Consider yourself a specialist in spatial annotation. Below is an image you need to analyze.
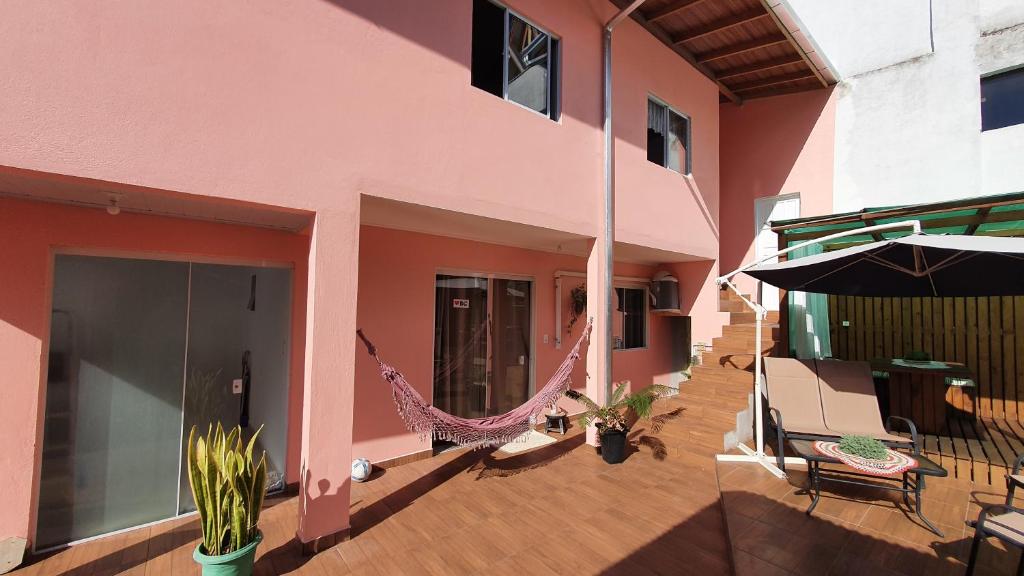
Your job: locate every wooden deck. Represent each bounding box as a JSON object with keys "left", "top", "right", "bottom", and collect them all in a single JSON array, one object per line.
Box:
[
  {"left": 719, "top": 458, "right": 1020, "bottom": 576},
  {"left": 15, "top": 396, "right": 735, "bottom": 576},
  {"left": 902, "top": 416, "right": 1024, "bottom": 484}
]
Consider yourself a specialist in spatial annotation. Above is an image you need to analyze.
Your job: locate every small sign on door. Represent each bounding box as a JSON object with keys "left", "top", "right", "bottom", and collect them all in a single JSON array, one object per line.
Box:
[{"left": 453, "top": 298, "right": 470, "bottom": 309}]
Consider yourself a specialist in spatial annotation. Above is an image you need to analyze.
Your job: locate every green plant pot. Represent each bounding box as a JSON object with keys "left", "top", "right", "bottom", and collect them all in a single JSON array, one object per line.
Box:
[{"left": 193, "top": 531, "right": 263, "bottom": 576}]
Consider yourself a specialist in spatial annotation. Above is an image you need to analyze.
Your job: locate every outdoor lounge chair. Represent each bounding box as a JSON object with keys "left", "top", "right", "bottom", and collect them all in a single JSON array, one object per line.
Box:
[
  {"left": 763, "top": 357, "right": 918, "bottom": 472},
  {"left": 967, "top": 504, "right": 1024, "bottom": 575}
]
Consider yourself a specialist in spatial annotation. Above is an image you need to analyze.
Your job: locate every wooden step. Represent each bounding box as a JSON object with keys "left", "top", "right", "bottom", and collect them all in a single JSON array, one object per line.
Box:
[
  {"left": 722, "top": 324, "right": 781, "bottom": 339},
  {"left": 702, "top": 351, "right": 756, "bottom": 371}
]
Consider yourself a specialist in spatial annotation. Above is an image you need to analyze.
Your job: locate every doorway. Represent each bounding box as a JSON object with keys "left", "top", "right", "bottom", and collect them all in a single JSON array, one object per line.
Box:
[
  {"left": 432, "top": 274, "right": 533, "bottom": 421},
  {"left": 37, "top": 255, "right": 292, "bottom": 549},
  {"left": 754, "top": 194, "right": 800, "bottom": 311}
]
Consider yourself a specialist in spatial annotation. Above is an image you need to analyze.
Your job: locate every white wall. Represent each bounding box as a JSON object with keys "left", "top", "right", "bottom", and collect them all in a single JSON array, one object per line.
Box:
[{"left": 789, "top": 0, "right": 1024, "bottom": 212}]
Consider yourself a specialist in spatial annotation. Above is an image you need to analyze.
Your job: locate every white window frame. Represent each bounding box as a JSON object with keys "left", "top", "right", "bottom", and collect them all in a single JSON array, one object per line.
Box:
[
  {"left": 614, "top": 283, "right": 649, "bottom": 352},
  {"left": 647, "top": 94, "right": 692, "bottom": 175}
]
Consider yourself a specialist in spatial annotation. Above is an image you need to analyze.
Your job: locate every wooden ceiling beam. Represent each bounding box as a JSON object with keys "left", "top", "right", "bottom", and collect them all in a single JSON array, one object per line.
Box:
[
  {"left": 729, "top": 70, "right": 815, "bottom": 92},
  {"left": 645, "top": 0, "right": 707, "bottom": 24},
  {"left": 625, "top": 9, "right": 742, "bottom": 103},
  {"left": 715, "top": 54, "right": 803, "bottom": 80},
  {"left": 695, "top": 33, "right": 788, "bottom": 64},
  {"left": 757, "top": 0, "right": 828, "bottom": 88},
  {"left": 673, "top": 8, "right": 769, "bottom": 44},
  {"left": 966, "top": 207, "right": 992, "bottom": 234}
]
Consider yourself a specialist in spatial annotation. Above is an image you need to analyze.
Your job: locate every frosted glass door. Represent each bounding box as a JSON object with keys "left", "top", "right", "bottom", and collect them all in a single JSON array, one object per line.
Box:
[{"left": 37, "top": 256, "right": 188, "bottom": 549}]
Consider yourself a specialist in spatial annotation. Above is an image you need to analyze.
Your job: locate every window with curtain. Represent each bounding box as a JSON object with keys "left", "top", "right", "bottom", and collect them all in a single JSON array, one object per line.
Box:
[
  {"left": 614, "top": 287, "right": 647, "bottom": 350},
  {"left": 647, "top": 97, "right": 691, "bottom": 174}
]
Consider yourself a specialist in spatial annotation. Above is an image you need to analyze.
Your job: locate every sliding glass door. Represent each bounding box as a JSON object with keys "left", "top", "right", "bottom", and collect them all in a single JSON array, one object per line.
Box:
[
  {"left": 38, "top": 255, "right": 292, "bottom": 549},
  {"left": 432, "top": 274, "right": 532, "bottom": 420},
  {"left": 38, "top": 256, "right": 189, "bottom": 549}
]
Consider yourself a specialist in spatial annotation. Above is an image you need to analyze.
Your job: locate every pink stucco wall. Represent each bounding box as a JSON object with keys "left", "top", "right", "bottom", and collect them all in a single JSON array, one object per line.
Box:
[
  {"left": 0, "top": 196, "right": 310, "bottom": 546},
  {"left": 354, "top": 225, "right": 690, "bottom": 463},
  {"left": 0, "top": 0, "right": 728, "bottom": 545},
  {"left": 719, "top": 89, "right": 837, "bottom": 295}
]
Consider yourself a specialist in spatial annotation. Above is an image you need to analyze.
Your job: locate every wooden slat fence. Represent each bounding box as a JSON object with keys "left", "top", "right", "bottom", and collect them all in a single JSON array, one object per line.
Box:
[{"left": 828, "top": 295, "right": 1024, "bottom": 421}]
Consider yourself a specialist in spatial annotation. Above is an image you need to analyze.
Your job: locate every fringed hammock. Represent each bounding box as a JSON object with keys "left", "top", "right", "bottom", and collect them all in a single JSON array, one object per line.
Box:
[{"left": 356, "top": 320, "right": 592, "bottom": 448}]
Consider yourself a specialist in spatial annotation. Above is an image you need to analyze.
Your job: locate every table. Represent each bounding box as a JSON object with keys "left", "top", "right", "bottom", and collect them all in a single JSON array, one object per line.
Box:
[
  {"left": 789, "top": 439, "right": 948, "bottom": 536},
  {"left": 870, "top": 358, "right": 976, "bottom": 433}
]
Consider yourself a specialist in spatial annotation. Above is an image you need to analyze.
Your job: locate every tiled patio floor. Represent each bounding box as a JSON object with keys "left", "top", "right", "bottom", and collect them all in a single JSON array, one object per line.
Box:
[
  {"left": 719, "top": 458, "right": 1021, "bottom": 576},
  {"left": 16, "top": 397, "right": 735, "bottom": 575}
]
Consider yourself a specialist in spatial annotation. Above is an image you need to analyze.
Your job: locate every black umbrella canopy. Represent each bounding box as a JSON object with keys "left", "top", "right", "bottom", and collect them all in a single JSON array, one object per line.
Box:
[{"left": 745, "top": 234, "right": 1024, "bottom": 297}]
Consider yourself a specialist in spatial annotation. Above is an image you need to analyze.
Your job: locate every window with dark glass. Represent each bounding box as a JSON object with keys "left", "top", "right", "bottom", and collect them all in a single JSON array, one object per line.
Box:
[
  {"left": 471, "top": 0, "right": 560, "bottom": 120},
  {"left": 981, "top": 67, "right": 1024, "bottom": 131},
  {"left": 647, "top": 98, "right": 691, "bottom": 174},
  {"left": 614, "top": 287, "right": 647, "bottom": 350}
]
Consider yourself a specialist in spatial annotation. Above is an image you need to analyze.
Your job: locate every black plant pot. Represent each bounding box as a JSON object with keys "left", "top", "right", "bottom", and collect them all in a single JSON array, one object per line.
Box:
[{"left": 600, "top": 428, "right": 629, "bottom": 464}]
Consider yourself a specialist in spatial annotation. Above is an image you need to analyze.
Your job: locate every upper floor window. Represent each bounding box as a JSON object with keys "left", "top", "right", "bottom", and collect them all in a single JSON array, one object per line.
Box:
[
  {"left": 614, "top": 287, "right": 647, "bottom": 350},
  {"left": 647, "top": 98, "right": 691, "bottom": 174},
  {"left": 981, "top": 67, "right": 1024, "bottom": 131},
  {"left": 471, "top": 0, "right": 560, "bottom": 120}
]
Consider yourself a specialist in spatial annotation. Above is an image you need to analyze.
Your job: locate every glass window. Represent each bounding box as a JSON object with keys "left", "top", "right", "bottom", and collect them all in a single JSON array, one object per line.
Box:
[
  {"left": 614, "top": 287, "right": 647, "bottom": 350},
  {"left": 471, "top": 0, "right": 560, "bottom": 120},
  {"left": 981, "top": 67, "right": 1024, "bottom": 131},
  {"left": 647, "top": 98, "right": 691, "bottom": 174}
]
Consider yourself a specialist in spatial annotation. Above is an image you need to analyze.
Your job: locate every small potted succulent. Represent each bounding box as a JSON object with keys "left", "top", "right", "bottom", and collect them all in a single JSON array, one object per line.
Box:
[
  {"left": 565, "top": 381, "right": 675, "bottom": 464},
  {"left": 187, "top": 423, "right": 268, "bottom": 576}
]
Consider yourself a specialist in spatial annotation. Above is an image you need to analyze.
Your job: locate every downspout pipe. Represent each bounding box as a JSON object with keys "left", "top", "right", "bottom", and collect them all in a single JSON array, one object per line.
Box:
[{"left": 603, "top": 0, "right": 646, "bottom": 402}]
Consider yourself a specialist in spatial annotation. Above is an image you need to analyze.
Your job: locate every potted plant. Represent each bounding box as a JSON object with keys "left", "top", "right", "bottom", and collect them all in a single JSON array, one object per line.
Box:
[
  {"left": 567, "top": 283, "right": 587, "bottom": 333},
  {"left": 565, "top": 381, "right": 675, "bottom": 464},
  {"left": 187, "top": 423, "right": 268, "bottom": 576}
]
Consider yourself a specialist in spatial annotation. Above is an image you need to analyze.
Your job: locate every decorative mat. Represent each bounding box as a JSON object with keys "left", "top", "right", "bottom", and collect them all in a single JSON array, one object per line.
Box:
[
  {"left": 497, "top": 429, "right": 557, "bottom": 454},
  {"left": 814, "top": 441, "right": 918, "bottom": 476}
]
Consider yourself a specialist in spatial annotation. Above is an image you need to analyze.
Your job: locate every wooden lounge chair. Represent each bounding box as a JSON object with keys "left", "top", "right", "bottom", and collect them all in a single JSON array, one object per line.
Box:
[
  {"left": 762, "top": 357, "right": 918, "bottom": 472},
  {"left": 967, "top": 504, "right": 1024, "bottom": 575}
]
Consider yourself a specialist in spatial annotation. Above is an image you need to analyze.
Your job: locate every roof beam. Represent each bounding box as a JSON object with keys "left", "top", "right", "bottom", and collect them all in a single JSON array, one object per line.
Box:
[
  {"left": 625, "top": 9, "right": 742, "bottom": 103},
  {"left": 757, "top": 0, "right": 828, "bottom": 88},
  {"left": 695, "top": 33, "right": 788, "bottom": 64},
  {"left": 965, "top": 207, "right": 992, "bottom": 235},
  {"left": 716, "top": 54, "right": 803, "bottom": 80},
  {"left": 729, "top": 70, "right": 816, "bottom": 92},
  {"left": 673, "top": 8, "right": 769, "bottom": 44},
  {"left": 646, "top": 0, "right": 707, "bottom": 23}
]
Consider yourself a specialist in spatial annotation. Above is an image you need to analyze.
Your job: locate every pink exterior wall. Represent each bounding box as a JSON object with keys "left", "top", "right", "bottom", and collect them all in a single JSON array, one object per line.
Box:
[
  {"left": 719, "top": 89, "right": 837, "bottom": 295},
  {"left": 354, "top": 226, "right": 689, "bottom": 463},
  {"left": 0, "top": 196, "right": 309, "bottom": 545},
  {"left": 0, "top": 0, "right": 729, "bottom": 545}
]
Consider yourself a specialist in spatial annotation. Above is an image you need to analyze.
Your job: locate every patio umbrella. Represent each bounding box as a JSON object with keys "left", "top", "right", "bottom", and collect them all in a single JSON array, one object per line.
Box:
[{"left": 745, "top": 233, "right": 1024, "bottom": 297}]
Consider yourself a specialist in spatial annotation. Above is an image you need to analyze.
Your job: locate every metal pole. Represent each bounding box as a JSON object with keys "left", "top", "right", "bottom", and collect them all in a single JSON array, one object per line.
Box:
[{"left": 603, "top": 0, "right": 645, "bottom": 401}]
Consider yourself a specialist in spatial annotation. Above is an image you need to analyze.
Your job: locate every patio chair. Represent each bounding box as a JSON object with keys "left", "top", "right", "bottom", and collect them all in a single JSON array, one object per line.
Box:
[
  {"left": 762, "top": 357, "right": 919, "bottom": 472},
  {"left": 967, "top": 504, "right": 1024, "bottom": 576},
  {"left": 762, "top": 357, "right": 837, "bottom": 472},
  {"left": 815, "top": 359, "right": 918, "bottom": 452}
]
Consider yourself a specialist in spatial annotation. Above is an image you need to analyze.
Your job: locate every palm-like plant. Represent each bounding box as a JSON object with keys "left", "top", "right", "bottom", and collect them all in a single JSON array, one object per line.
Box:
[{"left": 565, "top": 381, "right": 676, "bottom": 434}]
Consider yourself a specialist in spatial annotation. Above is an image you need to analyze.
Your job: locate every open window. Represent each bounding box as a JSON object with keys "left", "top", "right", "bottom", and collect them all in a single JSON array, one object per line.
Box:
[
  {"left": 981, "top": 67, "right": 1024, "bottom": 131},
  {"left": 471, "top": 0, "right": 560, "bottom": 120},
  {"left": 614, "top": 287, "right": 647, "bottom": 350},
  {"left": 647, "top": 97, "right": 691, "bottom": 174}
]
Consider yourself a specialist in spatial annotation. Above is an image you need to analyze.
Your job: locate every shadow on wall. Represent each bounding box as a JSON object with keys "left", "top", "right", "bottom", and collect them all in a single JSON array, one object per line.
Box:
[{"left": 718, "top": 88, "right": 835, "bottom": 281}]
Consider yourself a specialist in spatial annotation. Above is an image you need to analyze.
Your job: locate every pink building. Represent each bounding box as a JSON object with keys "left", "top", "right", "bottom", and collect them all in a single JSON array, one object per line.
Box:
[{"left": 0, "top": 0, "right": 838, "bottom": 556}]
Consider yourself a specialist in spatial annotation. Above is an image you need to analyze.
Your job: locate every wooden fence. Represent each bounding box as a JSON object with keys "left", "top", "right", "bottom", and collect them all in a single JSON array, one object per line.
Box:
[{"left": 828, "top": 295, "right": 1024, "bottom": 422}]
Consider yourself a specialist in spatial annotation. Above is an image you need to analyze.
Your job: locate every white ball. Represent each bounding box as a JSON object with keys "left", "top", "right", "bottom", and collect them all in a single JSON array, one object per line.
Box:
[{"left": 351, "top": 458, "right": 372, "bottom": 483}]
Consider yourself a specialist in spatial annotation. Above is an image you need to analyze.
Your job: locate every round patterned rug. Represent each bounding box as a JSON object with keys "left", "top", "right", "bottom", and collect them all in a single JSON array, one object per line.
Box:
[{"left": 813, "top": 441, "right": 918, "bottom": 476}]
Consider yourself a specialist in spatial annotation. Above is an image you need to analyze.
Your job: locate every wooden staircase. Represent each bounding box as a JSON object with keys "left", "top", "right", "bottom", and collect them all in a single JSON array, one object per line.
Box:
[{"left": 673, "top": 289, "right": 781, "bottom": 454}]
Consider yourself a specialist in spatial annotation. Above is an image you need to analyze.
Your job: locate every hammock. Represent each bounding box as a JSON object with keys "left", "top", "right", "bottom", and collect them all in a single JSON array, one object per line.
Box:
[{"left": 357, "top": 320, "right": 592, "bottom": 447}]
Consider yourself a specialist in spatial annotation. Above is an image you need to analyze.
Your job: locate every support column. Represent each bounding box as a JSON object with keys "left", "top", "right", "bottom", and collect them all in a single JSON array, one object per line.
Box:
[
  {"left": 297, "top": 206, "right": 360, "bottom": 553},
  {"left": 585, "top": 239, "right": 611, "bottom": 446}
]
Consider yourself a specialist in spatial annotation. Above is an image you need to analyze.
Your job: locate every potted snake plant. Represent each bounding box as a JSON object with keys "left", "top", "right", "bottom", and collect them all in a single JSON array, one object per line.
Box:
[
  {"left": 187, "top": 423, "right": 268, "bottom": 576},
  {"left": 565, "top": 381, "right": 675, "bottom": 464}
]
